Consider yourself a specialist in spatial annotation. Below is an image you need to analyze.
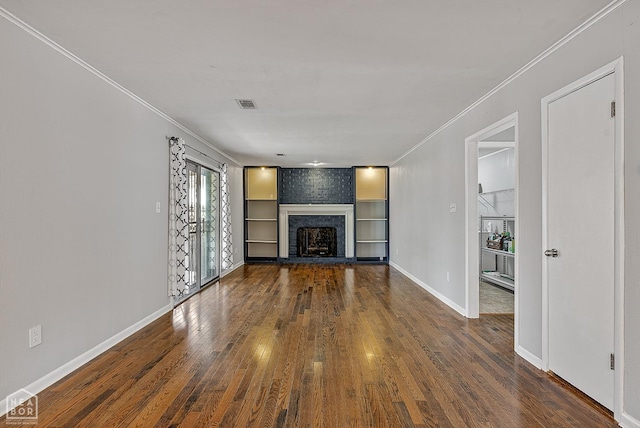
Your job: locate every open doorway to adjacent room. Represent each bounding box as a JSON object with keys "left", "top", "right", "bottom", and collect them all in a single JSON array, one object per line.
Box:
[
  {"left": 477, "top": 136, "right": 515, "bottom": 315},
  {"left": 465, "top": 113, "right": 519, "bottom": 334}
]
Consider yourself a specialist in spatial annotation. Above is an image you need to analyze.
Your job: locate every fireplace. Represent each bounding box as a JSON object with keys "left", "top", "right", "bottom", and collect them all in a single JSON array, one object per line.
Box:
[
  {"left": 297, "top": 227, "right": 337, "bottom": 257},
  {"left": 279, "top": 204, "right": 354, "bottom": 259}
]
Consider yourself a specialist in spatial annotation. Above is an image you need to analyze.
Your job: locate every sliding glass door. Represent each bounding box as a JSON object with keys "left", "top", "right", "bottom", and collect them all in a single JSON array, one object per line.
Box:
[
  {"left": 180, "top": 161, "right": 220, "bottom": 303},
  {"left": 200, "top": 167, "right": 219, "bottom": 283}
]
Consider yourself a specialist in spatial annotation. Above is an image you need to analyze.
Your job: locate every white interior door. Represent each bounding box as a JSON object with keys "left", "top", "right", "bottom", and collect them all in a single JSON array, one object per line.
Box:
[{"left": 546, "top": 73, "right": 615, "bottom": 409}]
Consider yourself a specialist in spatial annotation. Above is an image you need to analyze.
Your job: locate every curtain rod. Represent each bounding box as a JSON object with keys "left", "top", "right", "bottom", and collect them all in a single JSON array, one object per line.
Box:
[{"left": 168, "top": 136, "right": 224, "bottom": 167}]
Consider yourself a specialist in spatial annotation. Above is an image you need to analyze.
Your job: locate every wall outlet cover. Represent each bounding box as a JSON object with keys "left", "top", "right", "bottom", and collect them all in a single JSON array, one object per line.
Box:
[{"left": 29, "top": 325, "right": 42, "bottom": 348}]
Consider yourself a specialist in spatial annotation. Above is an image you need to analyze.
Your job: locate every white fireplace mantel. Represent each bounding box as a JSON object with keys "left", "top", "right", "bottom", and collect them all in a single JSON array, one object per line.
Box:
[{"left": 279, "top": 204, "right": 354, "bottom": 258}]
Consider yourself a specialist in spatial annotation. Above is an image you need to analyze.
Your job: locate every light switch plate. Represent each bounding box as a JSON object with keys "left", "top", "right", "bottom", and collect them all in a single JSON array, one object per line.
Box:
[
  {"left": 449, "top": 203, "right": 457, "bottom": 213},
  {"left": 155, "top": 202, "right": 161, "bottom": 213}
]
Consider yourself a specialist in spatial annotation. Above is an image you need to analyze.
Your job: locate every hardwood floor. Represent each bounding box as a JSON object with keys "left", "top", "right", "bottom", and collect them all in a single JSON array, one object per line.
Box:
[{"left": 1, "top": 264, "right": 617, "bottom": 427}]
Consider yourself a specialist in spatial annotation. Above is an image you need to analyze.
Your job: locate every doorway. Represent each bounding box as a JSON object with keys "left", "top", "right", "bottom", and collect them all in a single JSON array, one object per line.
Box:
[
  {"left": 465, "top": 113, "right": 519, "bottom": 334},
  {"left": 178, "top": 160, "right": 221, "bottom": 304},
  {"left": 477, "top": 139, "right": 515, "bottom": 314},
  {"left": 542, "top": 58, "right": 624, "bottom": 415}
]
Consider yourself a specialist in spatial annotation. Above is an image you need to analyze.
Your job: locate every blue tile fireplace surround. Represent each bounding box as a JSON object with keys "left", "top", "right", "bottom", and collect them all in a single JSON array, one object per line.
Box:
[
  {"left": 286, "top": 215, "right": 351, "bottom": 263},
  {"left": 279, "top": 168, "right": 355, "bottom": 263},
  {"left": 279, "top": 168, "right": 353, "bottom": 204}
]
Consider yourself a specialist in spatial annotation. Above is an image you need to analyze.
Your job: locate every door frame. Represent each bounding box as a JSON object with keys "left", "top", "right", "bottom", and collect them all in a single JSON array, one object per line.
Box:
[
  {"left": 541, "top": 57, "right": 624, "bottom": 419},
  {"left": 464, "top": 112, "right": 519, "bottom": 346}
]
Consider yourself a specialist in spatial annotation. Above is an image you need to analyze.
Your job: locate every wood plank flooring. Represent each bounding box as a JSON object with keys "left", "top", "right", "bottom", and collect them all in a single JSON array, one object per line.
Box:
[{"left": 1, "top": 264, "right": 617, "bottom": 427}]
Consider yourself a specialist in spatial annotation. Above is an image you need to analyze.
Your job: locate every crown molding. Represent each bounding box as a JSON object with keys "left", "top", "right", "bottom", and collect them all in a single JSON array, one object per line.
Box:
[
  {"left": 0, "top": 6, "right": 241, "bottom": 166},
  {"left": 391, "top": 0, "right": 629, "bottom": 166}
]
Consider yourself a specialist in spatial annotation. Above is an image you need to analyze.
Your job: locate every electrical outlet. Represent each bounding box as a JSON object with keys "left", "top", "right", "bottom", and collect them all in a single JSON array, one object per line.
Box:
[
  {"left": 396, "top": 248, "right": 399, "bottom": 255},
  {"left": 446, "top": 272, "right": 450, "bottom": 282},
  {"left": 155, "top": 202, "right": 161, "bottom": 213},
  {"left": 29, "top": 325, "right": 42, "bottom": 348}
]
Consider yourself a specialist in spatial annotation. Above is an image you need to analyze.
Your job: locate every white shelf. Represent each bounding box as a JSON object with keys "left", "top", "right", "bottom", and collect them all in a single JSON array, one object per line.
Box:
[
  {"left": 246, "top": 239, "right": 277, "bottom": 244},
  {"left": 480, "top": 215, "right": 515, "bottom": 291},
  {"left": 246, "top": 218, "right": 277, "bottom": 221},
  {"left": 356, "top": 199, "right": 387, "bottom": 202},
  {"left": 481, "top": 247, "right": 515, "bottom": 258},
  {"left": 481, "top": 216, "right": 514, "bottom": 221},
  {"left": 357, "top": 240, "right": 388, "bottom": 243},
  {"left": 356, "top": 218, "right": 387, "bottom": 221},
  {"left": 480, "top": 272, "right": 514, "bottom": 291}
]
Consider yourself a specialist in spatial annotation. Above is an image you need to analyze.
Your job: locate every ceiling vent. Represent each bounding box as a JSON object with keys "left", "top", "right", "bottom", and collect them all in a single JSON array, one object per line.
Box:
[{"left": 236, "top": 99, "right": 257, "bottom": 109}]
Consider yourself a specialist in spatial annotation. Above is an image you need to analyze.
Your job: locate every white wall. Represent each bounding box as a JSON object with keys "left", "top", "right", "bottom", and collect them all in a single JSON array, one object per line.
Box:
[
  {"left": 478, "top": 148, "right": 515, "bottom": 193},
  {"left": 0, "top": 14, "right": 243, "bottom": 401},
  {"left": 390, "top": 2, "right": 640, "bottom": 422},
  {"left": 478, "top": 148, "right": 515, "bottom": 217}
]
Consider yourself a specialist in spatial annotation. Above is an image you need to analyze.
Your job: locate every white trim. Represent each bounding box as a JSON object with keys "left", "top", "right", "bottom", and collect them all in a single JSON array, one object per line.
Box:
[
  {"left": 221, "top": 261, "right": 244, "bottom": 277},
  {"left": 391, "top": 0, "right": 628, "bottom": 166},
  {"left": 278, "top": 204, "right": 354, "bottom": 258},
  {"left": 464, "top": 112, "right": 519, "bottom": 331},
  {"left": 464, "top": 138, "right": 479, "bottom": 319},
  {"left": 541, "top": 57, "right": 624, "bottom": 421},
  {"left": 516, "top": 346, "right": 543, "bottom": 370},
  {"left": 0, "top": 7, "right": 241, "bottom": 167},
  {"left": 478, "top": 142, "right": 516, "bottom": 149},
  {"left": 620, "top": 412, "right": 640, "bottom": 428},
  {"left": 185, "top": 153, "right": 222, "bottom": 173},
  {"left": 477, "top": 146, "right": 514, "bottom": 161},
  {"left": 0, "top": 304, "right": 172, "bottom": 417},
  {"left": 390, "top": 262, "right": 466, "bottom": 317}
]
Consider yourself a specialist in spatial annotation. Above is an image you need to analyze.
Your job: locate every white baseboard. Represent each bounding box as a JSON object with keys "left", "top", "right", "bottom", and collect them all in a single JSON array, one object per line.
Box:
[
  {"left": 515, "top": 345, "right": 543, "bottom": 369},
  {"left": 390, "top": 261, "right": 466, "bottom": 316},
  {"left": 0, "top": 303, "right": 172, "bottom": 417},
  {"left": 221, "top": 261, "right": 244, "bottom": 277},
  {"left": 620, "top": 411, "right": 640, "bottom": 428}
]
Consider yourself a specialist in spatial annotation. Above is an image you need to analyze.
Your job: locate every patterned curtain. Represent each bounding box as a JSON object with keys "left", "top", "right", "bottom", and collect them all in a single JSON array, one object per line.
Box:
[
  {"left": 221, "top": 163, "right": 234, "bottom": 270},
  {"left": 168, "top": 138, "right": 189, "bottom": 297}
]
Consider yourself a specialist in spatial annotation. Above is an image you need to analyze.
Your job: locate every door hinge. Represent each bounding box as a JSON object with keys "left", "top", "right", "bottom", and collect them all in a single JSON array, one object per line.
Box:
[
  {"left": 611, "top": 101, "right": 616, "bottom": 118},
  {"left": 610, "top": 353, "right": 615, "bottom": 370}
]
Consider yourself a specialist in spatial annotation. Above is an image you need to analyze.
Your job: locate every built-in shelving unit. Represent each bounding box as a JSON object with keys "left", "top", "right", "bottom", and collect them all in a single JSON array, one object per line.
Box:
[
  {"left": 480, "top": 216, "right": 515, "bottom": 290},
  {"left": 244, "top": 167, "right": 278, "bottom": 261},
  {"left": 354, "top": 167, "right": 388, "bottom": 262}
]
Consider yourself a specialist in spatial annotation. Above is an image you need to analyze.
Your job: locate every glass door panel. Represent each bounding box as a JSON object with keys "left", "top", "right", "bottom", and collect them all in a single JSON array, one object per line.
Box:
[
  {"left": 186, "top": 163, "right": 199, "bottom": 295},
  {"left": 200, "top": 167, "right": 219, "bottom": 284}
]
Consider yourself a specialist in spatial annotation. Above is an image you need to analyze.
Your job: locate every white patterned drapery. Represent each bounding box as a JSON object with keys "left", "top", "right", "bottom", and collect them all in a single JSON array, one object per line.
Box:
[
  {"left": 221, "top": 163, "right": 234, "bottom": 270},
  {"left": 168, "top": 137, "right": 189, "bottom": 297}
]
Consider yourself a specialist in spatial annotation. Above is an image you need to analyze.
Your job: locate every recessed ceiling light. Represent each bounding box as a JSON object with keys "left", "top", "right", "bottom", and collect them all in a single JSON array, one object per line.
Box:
[{"left": 235, "top": 99, "right": 257, "bottom": 109}]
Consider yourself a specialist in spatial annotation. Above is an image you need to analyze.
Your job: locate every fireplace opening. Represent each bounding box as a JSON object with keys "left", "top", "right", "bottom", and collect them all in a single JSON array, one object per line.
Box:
[{"left": 297, "top": 227, "right": 337, "bottom": 257}]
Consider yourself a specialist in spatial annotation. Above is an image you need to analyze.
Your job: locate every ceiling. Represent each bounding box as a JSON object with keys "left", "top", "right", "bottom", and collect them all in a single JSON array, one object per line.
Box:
[{"left": 0, "top": 0, "right": 611, "bottom": 167}]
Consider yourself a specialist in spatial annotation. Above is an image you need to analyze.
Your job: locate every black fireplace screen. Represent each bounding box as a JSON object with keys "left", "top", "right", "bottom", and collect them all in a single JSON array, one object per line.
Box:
[{"left": 297, "top": 227, "right": 337, "bottom": 257}]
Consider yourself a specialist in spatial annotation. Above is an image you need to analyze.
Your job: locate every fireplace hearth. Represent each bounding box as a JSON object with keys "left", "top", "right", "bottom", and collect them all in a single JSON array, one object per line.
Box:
[{"left": 297, "top": 227, "right": 337, "bottom": 257}]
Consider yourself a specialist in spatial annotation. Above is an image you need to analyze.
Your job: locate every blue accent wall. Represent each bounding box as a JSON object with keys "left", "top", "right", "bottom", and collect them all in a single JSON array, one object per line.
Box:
[{"left": 280, "top": 168, "right": 353, "bottom": 204}]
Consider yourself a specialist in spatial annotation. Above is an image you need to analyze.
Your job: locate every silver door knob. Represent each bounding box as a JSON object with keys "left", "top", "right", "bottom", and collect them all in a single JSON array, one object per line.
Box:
[{"left": 544, "top": 249, "right": 559, "bottom": 258}]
